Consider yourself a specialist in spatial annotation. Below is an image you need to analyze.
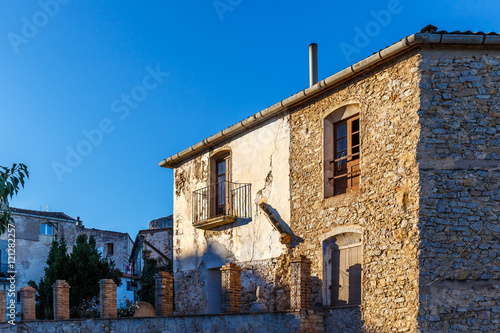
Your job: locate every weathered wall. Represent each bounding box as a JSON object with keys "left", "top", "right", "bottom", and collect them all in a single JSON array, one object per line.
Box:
[
  {"left": 78, "top": 228, "right": 134, "bottom": 304},
  {"left": 288, "top": 51, "right": 422, "bottom": 332},
  {"left": 13, "top": 312, "right": 310, "bottom": 333},
  {"left": 141, "top": 228, "right": 173, "bottom": 261},
  {"left": 417, "top": 48, "right": 500, "bottom": 332},
  {"left": 173, "top": 116, "right": 291, "bottom": 314},
  {"left": 0, "top": 214, "right": 76, "bottom": 288},
  {"left": 78, "top": 228, "right": 133, "bottom": 273}
]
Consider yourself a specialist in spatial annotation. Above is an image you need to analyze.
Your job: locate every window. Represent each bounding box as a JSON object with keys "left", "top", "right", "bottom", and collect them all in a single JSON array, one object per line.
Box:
[
  {"left": 324, "top": 104, "right": 360, "bottom": 198},
  {"left": 126, "top": 280, "right": 133, "bottom": 291},
  {"left": 106, "top": 243, "right": 114, "bottom": 257},
  {"left": 40, "top": 223, "right": 53, "bottom": 235},
  {"left": 323, "top": 232, "right": 362, "bottom": 307},
  {"left": 210, "top": 151, "right": 231, "bottom": 218}
]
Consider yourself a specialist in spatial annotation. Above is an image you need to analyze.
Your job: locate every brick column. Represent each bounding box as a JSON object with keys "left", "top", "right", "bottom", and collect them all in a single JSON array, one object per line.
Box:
[
  {"left": 220, "top": 263, "right": 241, "bottom": 313},
  {"left": 20, "top": 286, "right": 36, "bottom": 321},
  {"left": 290, "top": 255, "right": 311, "bottom": 311},
  {"left": 53, "top": 280, "right": 71, "bottom": 320},
  {"left": 99, "top": 279, "right": 117, "bottom": 318},
  {"left": 0, "top": 290, "right": 6, "bottom": 323},
  {"left": 155, "top": 271, "right": 174, "bottom": 316}
]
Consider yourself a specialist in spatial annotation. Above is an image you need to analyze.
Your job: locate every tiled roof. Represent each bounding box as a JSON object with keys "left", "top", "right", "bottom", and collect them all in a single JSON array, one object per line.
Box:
[
  {"left": 10, "top": 207, "right": 77, "bottom": 221},
  {"left": 419, "top": 24, "right": 498, "bottom": 35}
]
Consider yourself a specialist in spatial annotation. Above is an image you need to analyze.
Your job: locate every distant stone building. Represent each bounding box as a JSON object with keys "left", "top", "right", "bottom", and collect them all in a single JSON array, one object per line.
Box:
[
  {"left": 0, "top": 207, "right": 135, "bottom": 312},
  {"left": 159, "top": 26, "right": 499, "bottom": 331},
  {"left": 77, "top": 226, "right": 134, "bottom": 305},
  {"left": 130, "top": 216, "right": 173, "bottom": 299},
  {"left": 0, "top": 208, "right": 78, "bottom": 310}
]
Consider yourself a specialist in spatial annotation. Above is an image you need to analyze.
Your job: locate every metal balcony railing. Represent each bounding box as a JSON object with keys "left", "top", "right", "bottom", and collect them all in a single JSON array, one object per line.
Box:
[{"left": 193, "top": 181, "right": 251, "bottom": 225}]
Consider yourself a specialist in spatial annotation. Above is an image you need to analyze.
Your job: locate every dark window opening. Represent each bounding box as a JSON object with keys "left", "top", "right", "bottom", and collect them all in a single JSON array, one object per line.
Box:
[{"left": 106, "top": 243, "right": 114, "bottom": 257}]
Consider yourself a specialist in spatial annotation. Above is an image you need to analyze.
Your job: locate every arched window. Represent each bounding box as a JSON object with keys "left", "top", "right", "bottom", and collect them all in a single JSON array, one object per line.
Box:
[
  {"left": 324, "top": 104, "right": 360, "bottom": 198},
  {"left": 323, "top": 231, "right": 362, "bottom": 306}
]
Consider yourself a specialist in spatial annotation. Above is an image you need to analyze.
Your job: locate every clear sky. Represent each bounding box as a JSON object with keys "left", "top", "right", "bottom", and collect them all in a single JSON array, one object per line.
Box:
[{"left": 1, "top": 0, "right": 499, "bottom": 238}]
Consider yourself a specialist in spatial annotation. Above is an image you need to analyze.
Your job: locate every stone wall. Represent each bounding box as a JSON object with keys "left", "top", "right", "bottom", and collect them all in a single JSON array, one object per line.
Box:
[
  {"left": 11, "top": 312, "right": 310, "bottom": 333},
  {"left": 288, "top": 51, "right": 422, "bottom": 332},
  {"left": 417, "top": 48, "right": 500, "bottom": 332}
]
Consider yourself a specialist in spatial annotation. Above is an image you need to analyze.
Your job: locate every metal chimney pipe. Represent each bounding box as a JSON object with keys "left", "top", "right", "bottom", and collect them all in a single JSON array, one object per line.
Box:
[{"left": 309, "top": 43, "right": 318, "bottom": 87}]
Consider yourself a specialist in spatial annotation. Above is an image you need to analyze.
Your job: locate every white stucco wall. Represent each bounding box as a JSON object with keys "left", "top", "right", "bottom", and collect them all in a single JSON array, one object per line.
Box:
[{"left": 173, "top": 115, "right": 291, "bottom": 273}]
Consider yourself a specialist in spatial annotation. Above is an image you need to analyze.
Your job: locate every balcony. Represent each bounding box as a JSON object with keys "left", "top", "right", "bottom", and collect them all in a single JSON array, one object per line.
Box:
[{"left": 192, "top": 181, "right": 251, "bottom": 229}]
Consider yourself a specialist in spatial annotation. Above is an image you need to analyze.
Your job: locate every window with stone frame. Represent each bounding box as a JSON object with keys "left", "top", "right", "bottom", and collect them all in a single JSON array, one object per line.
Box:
[{"left": 324, "top": 104, "right": 360, "bottom": 198}]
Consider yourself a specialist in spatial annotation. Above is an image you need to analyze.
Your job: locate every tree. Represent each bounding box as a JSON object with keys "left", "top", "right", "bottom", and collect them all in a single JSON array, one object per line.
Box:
[
  {"left": 137, "top": 254, "right": 173, "bottom": 305},
  {"left": 28, "top": 238, "right": 69, "bottom": 319},
  {"left": 0, "top": 163, "right": 29, "bottom": 234},
  {"left": 136, "top": 256, "right": 159, "bottom": 305},
  {"left": 29, "top": 234, "right": 121, "bottom": 319}
]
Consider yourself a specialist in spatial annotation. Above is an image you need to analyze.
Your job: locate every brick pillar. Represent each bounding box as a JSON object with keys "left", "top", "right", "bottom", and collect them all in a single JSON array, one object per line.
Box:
[
  {"left": 99, "top": 279, "right": 117, "bottom": 318},
  {"left": 52, "top": 280, "right": 71, "bottom": 320},
  {"left": 155, "top": 271, "right": 174, "bottom": 316},
  {"left": 0, "top": 290, "right": 6, "bottom": 323},
  {"left": 20, "top": 286, "right": 36, "bottom": 321},
  {"left": 220, "top": 263, "right": 241, "bottom": 313},
  {"left": 290, "top": 255, "right": 311, "bottom": 311}
]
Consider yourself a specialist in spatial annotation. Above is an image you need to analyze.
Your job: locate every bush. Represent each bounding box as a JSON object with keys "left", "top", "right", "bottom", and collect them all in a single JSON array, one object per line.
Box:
[{"left": 117, "top": 296, "right": 139, "bottom": 317}]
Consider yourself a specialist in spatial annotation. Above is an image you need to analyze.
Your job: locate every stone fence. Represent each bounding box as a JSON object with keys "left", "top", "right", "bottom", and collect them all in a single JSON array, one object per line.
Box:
[{"left": 0, "top": 256, "right": 321, "bottom": 332}]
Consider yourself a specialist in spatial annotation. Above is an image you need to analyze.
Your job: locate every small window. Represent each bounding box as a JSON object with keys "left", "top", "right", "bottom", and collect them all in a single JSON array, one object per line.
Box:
[
  {"left": 106, "top": 243, "right": 114, "bottom": 257},
  {"left": 40, "top": 223, "right": 53, "bottom": 236},
  {"left": 126, "top": 280, "right": 133, "bottom": 291}
]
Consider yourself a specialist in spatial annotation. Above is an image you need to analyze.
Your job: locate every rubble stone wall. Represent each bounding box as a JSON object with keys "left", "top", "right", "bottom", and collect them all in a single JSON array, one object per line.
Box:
[
  {"left": 288, "top": 51, "right": 422, "bottom": 332},
  {"left": 417, "top": 48, "right": 500, "bottom": 332}
]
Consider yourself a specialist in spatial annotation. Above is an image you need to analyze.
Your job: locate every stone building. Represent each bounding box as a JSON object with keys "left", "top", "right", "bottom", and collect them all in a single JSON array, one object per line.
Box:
[
  {"left": 159, "top": 26, "right": 499, "bottom": 332},
  {"left": 77, "top": 226, "right": 134, "bottom": 305},
  {"left": 0, "top": 207, "right": 78, "bottom": 311},
  {"left": 130, "top": 216, "right": 174, "bottom": 299}
]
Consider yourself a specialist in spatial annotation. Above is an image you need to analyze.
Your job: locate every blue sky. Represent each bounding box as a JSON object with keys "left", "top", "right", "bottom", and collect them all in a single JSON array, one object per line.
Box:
[{"left": 1, "top": 0, "right": 499, "bottom": 238}]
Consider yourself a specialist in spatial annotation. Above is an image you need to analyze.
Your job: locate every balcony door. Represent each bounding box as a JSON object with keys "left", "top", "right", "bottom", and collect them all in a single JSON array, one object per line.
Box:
[
  {"left": 210, "top": 152, "right": 230, "bottom": 219},
  {"left": 215, "top": 158, "right": 227, "bottom": 216}
]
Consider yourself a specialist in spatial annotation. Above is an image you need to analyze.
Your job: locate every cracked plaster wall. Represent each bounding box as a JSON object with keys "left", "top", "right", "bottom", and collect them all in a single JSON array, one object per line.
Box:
[{"left": 173, "top": 115, "right": 291, "bottom": 314}]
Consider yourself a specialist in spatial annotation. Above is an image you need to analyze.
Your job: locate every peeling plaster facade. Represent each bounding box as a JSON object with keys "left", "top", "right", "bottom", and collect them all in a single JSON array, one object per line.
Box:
[
  {"left": 166, "top": 38, "right": 499, "bottom": 331},
  {"left": 173, "top": 116, "right": 292, "bottom": 313}
]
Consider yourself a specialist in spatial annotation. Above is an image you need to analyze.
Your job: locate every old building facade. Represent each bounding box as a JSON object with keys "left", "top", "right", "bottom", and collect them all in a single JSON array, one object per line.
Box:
[{"left": 160, "top": 27, "right": 499, "bottom": 332}]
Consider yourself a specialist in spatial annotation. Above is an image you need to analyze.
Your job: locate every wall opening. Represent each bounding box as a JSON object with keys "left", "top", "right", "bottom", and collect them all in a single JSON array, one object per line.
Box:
[
  {"left": 323, "top": 231, "right": 362, "bottom": 307},
  {"left": 206, "top": 268, "right": 222, "bottom": 314}
]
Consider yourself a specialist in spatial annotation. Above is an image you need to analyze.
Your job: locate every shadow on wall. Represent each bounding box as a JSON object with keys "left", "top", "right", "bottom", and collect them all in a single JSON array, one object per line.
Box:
[
  {"left": 175, "top": 242, "right": 291, "bottom": 314},
  {"left": 324, "top": 306, "right": 364, "bottom": 332}
]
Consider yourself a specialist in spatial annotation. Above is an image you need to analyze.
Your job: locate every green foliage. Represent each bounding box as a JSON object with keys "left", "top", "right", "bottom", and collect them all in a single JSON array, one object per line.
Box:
[
  {"left": 28, "top": 238, "right": 69, "bottom": 319},
  {"left": 0, "top": 163, "right": 29, "bottom": 234},
  {"left": 117, "top": 296, "right": 138, "bottom": 317},
  {"left": 29, "top": 234, "right": 122, "bottom": 319},
  {"left": 76, "top": 297, "right": 100, "bottom": 318}
]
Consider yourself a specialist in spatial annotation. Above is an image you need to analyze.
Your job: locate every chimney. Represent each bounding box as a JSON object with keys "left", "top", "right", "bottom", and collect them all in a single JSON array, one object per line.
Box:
[{"left": 309, "top": 43, "right": 318, "bottom": 87}]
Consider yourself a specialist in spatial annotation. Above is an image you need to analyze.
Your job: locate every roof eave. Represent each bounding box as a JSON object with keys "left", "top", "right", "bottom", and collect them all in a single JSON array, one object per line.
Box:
[{"left": 159, "top": 32, "right": 500, "bottom": 169}]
